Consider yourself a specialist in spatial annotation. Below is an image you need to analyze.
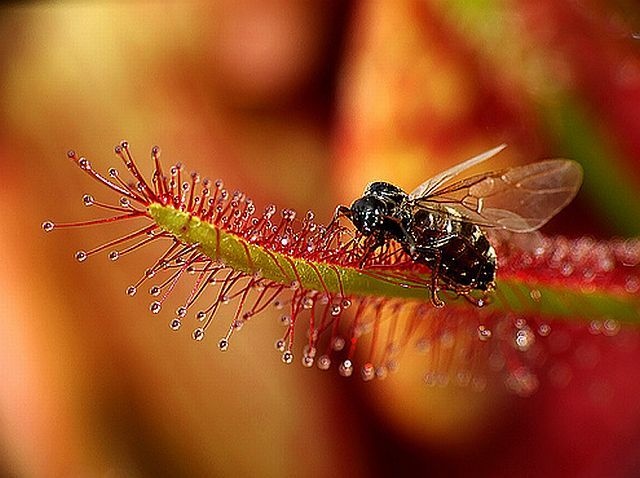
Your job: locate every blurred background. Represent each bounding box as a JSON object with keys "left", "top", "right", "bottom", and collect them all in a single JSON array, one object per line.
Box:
[{"left": 2, "top": 1, "right": 640, "bottom": 477}]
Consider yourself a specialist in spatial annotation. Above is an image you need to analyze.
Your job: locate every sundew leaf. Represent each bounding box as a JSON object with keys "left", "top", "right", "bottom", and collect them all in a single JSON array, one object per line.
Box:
[
  {"left": 150, "top": 203, "right": 640, "bottom": 324},
  {"left": 43, "top": 142, "right": 640, "bottom": 394}
]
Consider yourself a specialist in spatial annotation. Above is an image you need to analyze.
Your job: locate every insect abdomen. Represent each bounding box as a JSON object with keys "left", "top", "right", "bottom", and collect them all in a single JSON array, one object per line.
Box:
[
  {"left": 405, "top": 209, "right": 497, "bottom": 291},
  {"left": 436, "top": 230, "right": 496, "bottom": 290}
]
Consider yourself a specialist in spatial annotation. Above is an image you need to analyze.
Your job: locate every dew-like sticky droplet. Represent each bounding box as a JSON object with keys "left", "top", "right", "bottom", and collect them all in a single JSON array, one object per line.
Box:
[
  {"left": 218, "top": 338, "right": 229, "bottom": 351},
  {"left": 332, "top": 337, "right": 345, "bottom": 351},
  {"left": 506, "top": 367, "right": 539, "bottom": 396},
  {"left": 361, "top": 363, "right": 375, "bottom": 381},
  {"left": 376, "top": 366, "right": 388, "bottom": 380},
  {"left": 538, "top": 323, "right": 551, "bottom": 336},
  {"left": 82, "top": 194, "right": 94, "bottom": 206},
  {"left": 274, "top": 339, "right": 286, "bottom": 352},
  {"left": 302, "top": 355, "right": 314, "bottom": 368},
  {"left": 75, "top": 250, "right": 87, "bottom": 262},
  {"left": 339, "top": 359, "right": 353, "bottom": 377},
  {"left": 149, "top": 286, "right": 160, "bottom": 296},
  {"left": 170, "top": 318, "right": 182, "bottom": 331},
  {"left": 150, "top": 301, "right": 162, "bottom": 314},
  {"left": 265, "top": 204, "right": 276, "bottom": 218},
  {"left": 108, "top": 251, "right": 119, "bottom": 261},
  {"left": 415, "top": 339, "right": 430, "bottom": 353},
  {"left": 603, "top": 319, "right": 620, "bottom": 336},
  {"left": 126, "top": 285, "right": 137, "bottom": 296},
  {"left": 456, "top": 371, "right": 472, "bottom": 387},
  {"left": 176, "top": 306, "right": 187, "bottom": 318},
  {"left": 515, "top": 327, "right": 535, "bottom": 351},
  {"left": 42, "top": 221, "right": 54, "bottom": 232},
  {"left": 317, "top": 355, "right": 331, "bottom": 370},
  {"left": 424, "top": 372, "right": 436, "bottom": 386},
  {"left": 282, "top": 351, "right": 294, "bottom": 364},
  {"left": 78, "top": 157, "right": 91, "bottom": 170},
  {"left": 529, "top": 289, "right": 542, "bottom": 301},
  {"left": 477, "top": 325, "right": 492, "bottom": 341},
  {"left": 192, "top": 327, "right": 205, "bottom": 341}
]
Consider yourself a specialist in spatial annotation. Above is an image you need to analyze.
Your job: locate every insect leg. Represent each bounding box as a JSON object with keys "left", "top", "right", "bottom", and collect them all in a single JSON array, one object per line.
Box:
[
  {"left": 358, "top": 233, "right": 385, "bottom": 268},
  {"left": 429, "top": 251, "right": 445, "bottom": 308},
  {"left": 395, "top": 220, "right": 418, "bottom": 257},
  {"left": 380, "top": 215, "right": 420, "bottom": 257},
  {"left": 327, "top": 205, "right": 351, "bottom": 231}
]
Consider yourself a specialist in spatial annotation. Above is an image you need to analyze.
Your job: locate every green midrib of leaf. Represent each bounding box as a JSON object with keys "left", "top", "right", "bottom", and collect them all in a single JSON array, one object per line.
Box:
[{"left": 149, "top": 203, "right": 640, "bottom": 324}]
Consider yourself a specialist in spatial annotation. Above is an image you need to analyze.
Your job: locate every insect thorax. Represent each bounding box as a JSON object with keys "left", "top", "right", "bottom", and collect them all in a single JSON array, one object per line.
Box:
[{"left": 350, "top": 182, "right": 409, "bottom": 236}]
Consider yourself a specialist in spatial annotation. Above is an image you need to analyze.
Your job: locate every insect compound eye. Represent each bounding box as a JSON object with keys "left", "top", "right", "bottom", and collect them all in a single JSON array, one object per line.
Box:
[{"left": 350, "top": 196, "right": 386, "bottom": 235}]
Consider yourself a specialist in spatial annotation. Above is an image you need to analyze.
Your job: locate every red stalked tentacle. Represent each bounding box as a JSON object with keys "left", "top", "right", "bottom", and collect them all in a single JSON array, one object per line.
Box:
[{"left": 44, "top": 143, "right": 640, "bottom": 394}]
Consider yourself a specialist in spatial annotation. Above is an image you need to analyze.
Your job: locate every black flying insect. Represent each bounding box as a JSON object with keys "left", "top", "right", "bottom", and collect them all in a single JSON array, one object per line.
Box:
[{"left": 334, "top": 145, "right": 583, "bottom": 307}]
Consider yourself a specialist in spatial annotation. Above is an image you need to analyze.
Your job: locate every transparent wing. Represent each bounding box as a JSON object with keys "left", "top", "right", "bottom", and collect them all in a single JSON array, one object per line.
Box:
[
  {"left": 412, "top": 159, "right": 583, "bottom": 232},
  {"left": 409, "top": 144, "right": 508, "bottom": 200}
]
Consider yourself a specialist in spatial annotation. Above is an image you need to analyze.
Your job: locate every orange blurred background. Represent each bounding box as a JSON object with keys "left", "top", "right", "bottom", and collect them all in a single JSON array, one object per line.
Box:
[{"left": 2, "top": 2, "right": 640, "bottom": 477}]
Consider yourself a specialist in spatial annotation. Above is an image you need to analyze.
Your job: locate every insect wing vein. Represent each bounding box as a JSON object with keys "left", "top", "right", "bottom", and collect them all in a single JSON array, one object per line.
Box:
[
  {"left": 408, "top": 143, "right": 508, "bottom": 200},
  {"left": 411, "top": 158, "right": 582, "bottom": 233}
]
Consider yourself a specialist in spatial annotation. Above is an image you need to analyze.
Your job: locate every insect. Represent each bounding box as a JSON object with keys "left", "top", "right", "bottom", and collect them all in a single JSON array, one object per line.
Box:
[{"left": 334, "top": 144, "right": 583, "bottom": 307}]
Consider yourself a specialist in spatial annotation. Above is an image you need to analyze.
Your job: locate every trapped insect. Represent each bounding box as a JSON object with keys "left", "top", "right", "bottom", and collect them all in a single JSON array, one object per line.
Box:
[
  {"left": 43, "top": 141, "right": 640, "bottom": 391},
  {"left": 334, "top": 144, "right": 584, "bottom": 307}
]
